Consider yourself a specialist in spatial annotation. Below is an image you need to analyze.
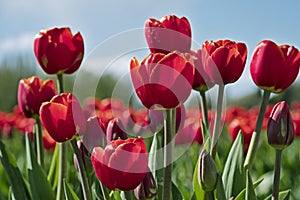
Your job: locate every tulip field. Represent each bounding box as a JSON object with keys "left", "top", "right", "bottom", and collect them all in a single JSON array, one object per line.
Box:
[{"left": 1, "top": 14, "right": 300, "bottom": 200}]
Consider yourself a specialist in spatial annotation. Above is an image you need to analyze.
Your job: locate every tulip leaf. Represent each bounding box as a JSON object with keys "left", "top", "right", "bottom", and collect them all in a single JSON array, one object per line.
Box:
[
  {"left": 172, "top": 181, "right": 183, "bottom": 200},
  {"left": 245, "top": 170, "right": 256, "bottom": 200},
  {"left": 222, "top": 131, "right": 246, "bottom": 198},
  {"left": 264, "top": 189, "right": 291, "bottom": 200},
  {"left": 0, "top": 140, "right": 31, "bottom": 200},
  {"left": 47, "top": 144, "right": 59, "bottom": 189},
  {"left": 193, "top": 157, "right": 205, "bottom": 200},
  {"left": 64, "top": 179, "right": 80, "bottom": 200},
  {"left": 25, "top": 134, "right": 55, "bottom": 200},
  {"left": 148, "top": 132, "right": 163, "bottom": 181},
  {"left": 215, "top": 174, "right": 226, "bottom": 200},
  {"left": 235, "top": 177, "right": 263, "bottom": 200}
]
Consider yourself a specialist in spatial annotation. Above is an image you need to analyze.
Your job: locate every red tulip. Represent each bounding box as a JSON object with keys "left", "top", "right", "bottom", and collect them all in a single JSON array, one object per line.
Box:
[
  {"left": 83, "top": 116, "right": 106, "bottom": 152},
  {"left": 185, "top": 50, "right": 214, "bottom": 92},
  {"left": 228, "top": 118, "right": 253, "bottom": 151},
  {"left": 202, "top": 40, "right": 247, "bottom": 85},
  {"left": 39, "top": 93, "right": 86, "bottom": 142},
  {"left": 250, "top": 40, "right": 300, "bottom": 93},
  {"left": 106, "top": 118, "right": 128, "bottom": 141},
  {"left": 18, "top": 76, "right": 56, "bottom": 118},
  {"left": 91, "top": 137, "right": 148, "bottom": 191},
  {"left": 145, "top": 15, "right": 192, "bottom": 54},
  {"left": 34, "top": 27, "right": 84, "bottom": 74},
  {"left": 130, "top": 51, "right": 194, "bottom": 109}
]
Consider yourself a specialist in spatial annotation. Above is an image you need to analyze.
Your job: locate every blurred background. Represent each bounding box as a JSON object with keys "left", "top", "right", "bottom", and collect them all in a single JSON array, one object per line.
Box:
[{"left": 1, "top": 0, "right": 300, "bottom": 111}]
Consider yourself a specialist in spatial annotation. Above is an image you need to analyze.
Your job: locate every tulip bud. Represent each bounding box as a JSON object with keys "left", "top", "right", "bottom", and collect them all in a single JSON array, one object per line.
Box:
[
  {"left": 198, "top": 150, "right": 218, "bottom": 192},
  {"left": 134, "top": 170, "right": 157, "bottom": 200},
  {"left": 106, "top": 118, "right": 127, "bottom": 141},
  {"left": 267, "top": 101, "right": 294, "bottom": 150}
]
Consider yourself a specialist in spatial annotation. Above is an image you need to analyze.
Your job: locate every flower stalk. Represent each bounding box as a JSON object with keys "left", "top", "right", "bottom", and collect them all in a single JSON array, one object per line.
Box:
[
  {"left": 244, "top": 90, "right": 270, "bottom": 170},
  {"left": 200, "top": 91, "right": 209, "bottom": 129},
  {"left": 34, "top": 117, "right": 44, "bottom": 167},
  {"left": 272, "top": 149, "right": 282, "bottom": 200},
  {"left": 163, "top": 108, "right": 176, "bottom": 200}
]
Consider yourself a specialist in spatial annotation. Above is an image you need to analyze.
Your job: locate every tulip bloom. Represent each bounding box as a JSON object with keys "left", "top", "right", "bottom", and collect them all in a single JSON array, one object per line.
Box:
[
  {"left": 34, "top": 27, "right": 84, "bottom": 74},
  {"left": 202, "top": 40, "right": 247, "bottom": 85},
  {"left": 228, "top": 118, "right": 253, "bottom": 151},
  {"left": 91, "top": 137, "right": 148, "bottom": 191},
  {"left": 267, "top": 101, "right": 294, "bottom": 150},
  {"left": 106, "top": 118, "right": 128, "bottom": 141},
  {"left": 130, "top": 52, "right": 194, "bottom": 109},
  {"left": 145, "top": 15, "right": 192, "bottom": 54},
  {"left": 18, "top": 76, "right": 56, "bottom": 118},
  {"left": 185, "top": 50, "right": 214, "bottom": 92},
  {"left": 250, "top": 40, "right": 300, "bottom": 93},
  {"left": 39, "top": 93, "right": 86, "bottom": 142}
]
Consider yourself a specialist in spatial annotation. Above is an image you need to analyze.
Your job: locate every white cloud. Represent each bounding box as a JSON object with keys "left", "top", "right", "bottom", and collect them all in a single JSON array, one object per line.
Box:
[{"left": 0, "top": 32, "right": 35, "bottom": 55}]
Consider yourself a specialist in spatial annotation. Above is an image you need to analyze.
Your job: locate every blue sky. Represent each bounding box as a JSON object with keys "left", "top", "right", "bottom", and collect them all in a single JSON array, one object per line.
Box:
[{"left": 1, "top": 0, "right": 300, "bottom": 98}]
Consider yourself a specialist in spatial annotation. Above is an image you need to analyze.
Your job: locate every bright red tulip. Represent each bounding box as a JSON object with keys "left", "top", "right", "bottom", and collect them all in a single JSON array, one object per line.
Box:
[
  {"left": 39, "top": 93, "right": 86, "bottom": 142},
  {"left": 91, "top": 137, "right": 148, "bottom": 191},
  {"left": 18, "top": 76, "right": 56, "bottom": 118},
  {"left": 250, "top": 40, "right": 300, "bottom": 93},
  {"left": 202, "top": 40, "right": 247, "bottom": 85},
  {"left": 34, "top": 27, "right": 84, "bottom": 74},
  {"left": 185, "top": 50, "right": 214, "bottom": 92},
  {"left": 228, "top": 118, "right": 253, "bottom": 151},
  {"left": 145, "top": 15, "right": 192, "bottom": 54},
  {"left": 130, "top": 51, "right": 194, "bottom": 109}
]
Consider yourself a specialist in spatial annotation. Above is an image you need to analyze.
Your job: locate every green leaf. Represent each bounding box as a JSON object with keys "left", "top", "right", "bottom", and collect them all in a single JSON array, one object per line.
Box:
[
  {"left": 172, "top": 181, "right": 183, "bottom": 200},
  {"left": 0, "top": 140, "right": 31, "bottom": 200},
  {"left": 148, "top": 132, "right": 163, "bottom": 184},
  {"left": 25, "top": 134, "right": 55, "bottom": 200},
  {"left": 111, "top": 190, "right": 122, "bottom": 200},
  {"left": 64, "top": 179, "right": 80, "bottom": 200},
  {"left": 245, "top": 170, "right": 256, "bottom": 200},
  {"left": 222, "top": 131, "right": 246, "bottom": 198},
  {"left": 193, "top": 157, "right": 205, "bottom": 200},
  {"left": 47, "top": 144, "right": 59, "bottom": 190},
  {"left": 235, "top": 178, "right": 263, "bottom": 200},
  {"left": 215, "top": 174, "right": 226, "bottom": 200},
  {"left": 264, "top": 189, "right": 291, "bottom": 200}
]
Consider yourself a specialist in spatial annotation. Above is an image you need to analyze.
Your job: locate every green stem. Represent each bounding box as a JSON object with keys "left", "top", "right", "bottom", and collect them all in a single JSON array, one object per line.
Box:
[
  {"left": 272, "top": 150, "right": 282, "bottom": 200},
  {"left": 163, "top": 108, "right": 176, "bottom": 200},
  {"left": 124, "top": 190, "right": 132, "bottom": 200},
  {"left": 200, "top": 91, "right": 209, "bottom": 129},
  {"left": 47, "top": 143, "right": 59, "bottom": 188},
  {"left": 210, "top": 85, "right": 224, "bottom": 160},
  {"left": 35, "top": 117, "right": 44, "bottom": 168},
  {"left": 99, "top": 182, "right": 110, "bottom": 200},
  {"left": 204, "top": 191, "right": 215, "bottom": 200},
  {"left": 244, "top": 90, "right": 270, "bottom": 170},
  {"left": 56, "top": 73, "right": 67, "bottom": 200},
  {"left": 70, "top": 139, "right": 92, "bottom": 200}
]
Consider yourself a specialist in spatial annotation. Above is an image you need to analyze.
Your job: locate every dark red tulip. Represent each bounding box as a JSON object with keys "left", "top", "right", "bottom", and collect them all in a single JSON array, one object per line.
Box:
[
  {"left": 34, "top": 27, "right": 84, "bottom": 74},
  {"left": 185, "top": 50, "right": 214, "bottom": 92},
  {"left": 130, "top": 51, "right": 194, "bottom": 109},
  {"left": 134, "top": 170, "right": 157, "bottom": 200},
  {"left": 18, "top": 76, "right": 56, "bottom": 118},
  {"left": 39, "top": 93, "right": 86, "bottom": 142},
  {"left": 202, "top": 40, "right": 247, "bottom": 85},
  {"left": 267, "top": 101, "right": 294, "bottom": 150},
  {"left": 91, "top": 137, "right": 148, "bottom": 191},
  {"left": 106, "top": 118, "right": 128, "bottom": 141},
  {"left": 250, "top": 40, "right": 300, "bottom": 93},
  {"left": 145, "top": 15, "right": 191, "bottom": 54},
  {"left": 83, "top": 116, "right": 106, "bottom": 152}
]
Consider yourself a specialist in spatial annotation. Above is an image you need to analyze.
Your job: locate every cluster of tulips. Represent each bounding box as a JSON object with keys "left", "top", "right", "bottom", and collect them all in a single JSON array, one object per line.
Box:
[{"left": 1, "top": 14, "right": 300, "bottom": 200}]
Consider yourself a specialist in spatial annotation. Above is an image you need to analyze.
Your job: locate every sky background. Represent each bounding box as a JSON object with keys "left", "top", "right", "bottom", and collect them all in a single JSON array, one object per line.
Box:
[{"left": 1, "top": 0, "right": 300, "bottom": 99}]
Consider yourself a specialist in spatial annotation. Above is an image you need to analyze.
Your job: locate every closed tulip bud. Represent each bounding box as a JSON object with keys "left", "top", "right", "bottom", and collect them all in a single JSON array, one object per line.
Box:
[
  {"left": 18, "top": 76, "right": 56, "bottom": 118},
  {"left": 267, "top": 101, "right": 294, "bottom": 150},
  {"left": 198, "top": 150, "right": 218, "bottom": 192},
  {"left": 250, "top": 40, "right": 300, "bottom": 93},
  {"left": 106, "top": 118, "right": 127, "bottom": 141},
  {"left": 134, "top": 170, "right": 157, "bottom": 200},
  {"left": 34, "top": 27, "right": 84, "bottom": 75}
]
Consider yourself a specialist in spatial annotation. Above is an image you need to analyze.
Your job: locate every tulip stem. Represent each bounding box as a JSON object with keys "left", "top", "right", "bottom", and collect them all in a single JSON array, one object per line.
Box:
[
  {"left": 56, "top": 73, "right": 67, "bottom": 200},
  {"left": 124, "top": 190, "right": 132, "bottom": 200},
  {"left": 244, "top": 90, "right": 270, "bottom": 170},
  {"left": 99, "top": 181, "right": 110, "bottom": 200},
  {"left": 200, "top": 91, "right": 209, "bottom": 129},
  {"left": 70, "top": 139, "right": 92, "bottom": 200},
  {"left": 272, "top": 149, "right": 282, "bottom": 200},
  {"left": 163, "top": 108, "right": 176, "bottom": 200},
  {"left": 210, "top": 84, "right": 224, "bottom": 160},
  {"left": 204, "top": 191, "right": 215, "bottom": 200},
  {"left": 35, "top": 117, "right": 44, "bottom": 168}
]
